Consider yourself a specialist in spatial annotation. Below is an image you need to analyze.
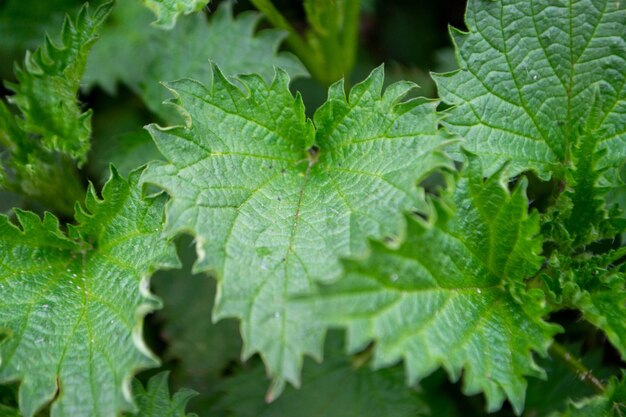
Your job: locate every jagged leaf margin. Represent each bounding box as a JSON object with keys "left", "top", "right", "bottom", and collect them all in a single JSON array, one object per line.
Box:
[
  {"left": 316, "top": 156, "right": 559, "bottom": 414},
  {"left": 0, "top": 168, "right": 178, "bottom": 417}
]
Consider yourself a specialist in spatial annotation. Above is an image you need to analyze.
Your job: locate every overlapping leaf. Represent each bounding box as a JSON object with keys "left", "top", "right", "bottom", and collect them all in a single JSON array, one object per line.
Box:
[
  {"left": 142, "top": 0, "right": 209, "bottom": 29},
  {"left": 434, "top": 0, "right": 626, "bottom": 182},
  {"left": 142, "top": 65, "right": 450, "bottom": 397},
  {"left": 85, "top": 0, "right": 307, "bottom": 121},
  {"left": 221, "top": 332, "right": 429, "bottom": 417},
  {"left": 130, "top": 373, "right": 197, "bottom": 417},
  {"left": 0, "top": 169, "right": 178, "bottom": 417},
  {"left": 316, "top": 157, "right": 559, "bottom": 414}
]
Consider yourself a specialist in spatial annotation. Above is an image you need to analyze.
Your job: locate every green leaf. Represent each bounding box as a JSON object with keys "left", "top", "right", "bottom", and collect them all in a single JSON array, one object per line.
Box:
[
  {"left": 4, "top": 2, "right": 111, "bottom": 164},
  {"left": 433, "top": 0, "right": 626, "bottom": 182},
  {"left": 142, "top": 0, "right": 209, "bottom": 29},
  {"left": 316, "top": 156, "right": 559, "bottom": 414},
  {"left": 129, "top": 372, "right": 198, "bottom": 417},
  {"left": 221, "top": 332, "right": 430, "bottom": 417},
  {"left": 0, "top": 168, "right": 178, "bottom": 417},
  {"left": 86, "top": 0, "right": 307, "bottom": 121},
  {"left": 142, "top": 65, "right": 450, "bottom": 398}
]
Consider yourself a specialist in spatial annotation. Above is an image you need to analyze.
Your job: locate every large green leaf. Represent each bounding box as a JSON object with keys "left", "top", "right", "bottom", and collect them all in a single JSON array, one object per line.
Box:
[
  {"left": 221, "top": 332, "right": 430, "bottom": 417},
  {"left": 0, "top": 168, "right": 178, "bottom": 417},
  {"left": 142, "top": 65, "right": 450, "bottom": 397},
  {"left": 129, "top": 372, "right": 197, "bottom": 417},
  {"left": 433, "top": 0, "right": 626, "bottom": 182},
  {"left": 316, "top": 157, "right": 559, "bottom": 414},
  {"left": 85, "top": 0, "right": 307, "bottom": 121},
  {"left": 142, "top": 0, "right": 209, "bottom": 29}
]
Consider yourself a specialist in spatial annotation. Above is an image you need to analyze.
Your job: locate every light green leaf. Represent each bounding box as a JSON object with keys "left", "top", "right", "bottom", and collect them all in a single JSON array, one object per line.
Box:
[
  {"left": 142, "top": 0, "right": 209, "bottom": 29},
  {"left": 316, "top": 156, "right": 559, "bottom": 414},
  {"left": 0, "top": 168, "right": 178, "bottom": 417},
  {"left": 86, "top": 0, "right": 307, "bottom": 121},
  {"left": 142, "top": 65, "right": 450, "bottom": 398},
  {"left": 433, "top": 0, "right": 626, "bottom": 183},
  {"left": 221, "top": 332, "right": 430, "bottom": 417},
  {"left": 129, "top": 372, "right": 197, "bottom": 417},
  {"left": 4, "top": 2, "right": 111, "bottom": 164}
]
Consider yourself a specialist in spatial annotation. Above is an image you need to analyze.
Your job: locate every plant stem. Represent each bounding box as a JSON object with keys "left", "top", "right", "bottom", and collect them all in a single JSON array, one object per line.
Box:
[
  {"left": 248, "top": 0, "right": 319, "bottom": 76},
  {"left": 549, "top": 341, "right": 606, "bottom": 393}
]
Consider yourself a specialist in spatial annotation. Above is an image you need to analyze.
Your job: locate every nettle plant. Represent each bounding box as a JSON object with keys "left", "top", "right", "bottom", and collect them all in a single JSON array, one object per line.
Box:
[{"left": 0, "top": 0, "right": 625, "bottom": 416}]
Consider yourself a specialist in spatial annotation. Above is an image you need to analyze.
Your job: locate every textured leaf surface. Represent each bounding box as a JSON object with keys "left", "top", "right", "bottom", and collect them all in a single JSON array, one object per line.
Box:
[
  {"left": 142, "top": 66, "right": 450, "bottom": 397},
  {"left": 130, "top": 373, "right": 197, "bottom": 417},
  {"left": 142, "top": 0, "right": 209, "bottom": 29},
  {"left": 316, "top": 157, "right": 559, "bottom": 414},
  {"left": 221, "top": 332, "right": 429, "bottom": 417},
  {"left": 4, "top": 3, "right": 110, "bottom": 163},
  {"left": 0, "top": 169, "right": 178, "bottom": 417},
  {"left": 434, "top": 0, "right": 626, "bottom": 181},
  {"left": 86, "top": 0, "right": 307, "bottom": 121}
]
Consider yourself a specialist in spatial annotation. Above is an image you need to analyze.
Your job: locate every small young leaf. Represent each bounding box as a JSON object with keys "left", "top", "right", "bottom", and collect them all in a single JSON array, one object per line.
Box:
[
  {"left": 316, "top": 156, "right": 559, "bottom": 414},
  {"left": 130, "top": 372, "right": 198, "bottom": 417},
  {"left": 142, "top": 65, "right": 451, "bottom": 398},
  {"left": 0, "top": 168, "right": 178, "bottom": 417},
  {"left": 4, "top": 2, "right": 111, "bottom": 164}
]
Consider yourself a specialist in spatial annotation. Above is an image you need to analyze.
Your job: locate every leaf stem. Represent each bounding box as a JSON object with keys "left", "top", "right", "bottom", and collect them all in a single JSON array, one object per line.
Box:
[
  {"left": 248, "top": 0, "right": 320, "bottom": 76},
  {"left": 549, "top": 341, "right": 606, "bottom": 393}
]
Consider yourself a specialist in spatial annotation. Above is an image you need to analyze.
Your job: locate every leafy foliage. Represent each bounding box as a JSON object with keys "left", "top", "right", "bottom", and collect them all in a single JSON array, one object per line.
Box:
[
  {"left": 142, "top": 65, "right": 450, "bottom": 397},
  {"left": 316, "top": 157, "right": 558, "bottom": 413},
  {"left": 0, "top": 169, "right": 178, "bottom": 417},
  {"left": 0, "top": 0, "right": 625, "bottom": 416}
]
